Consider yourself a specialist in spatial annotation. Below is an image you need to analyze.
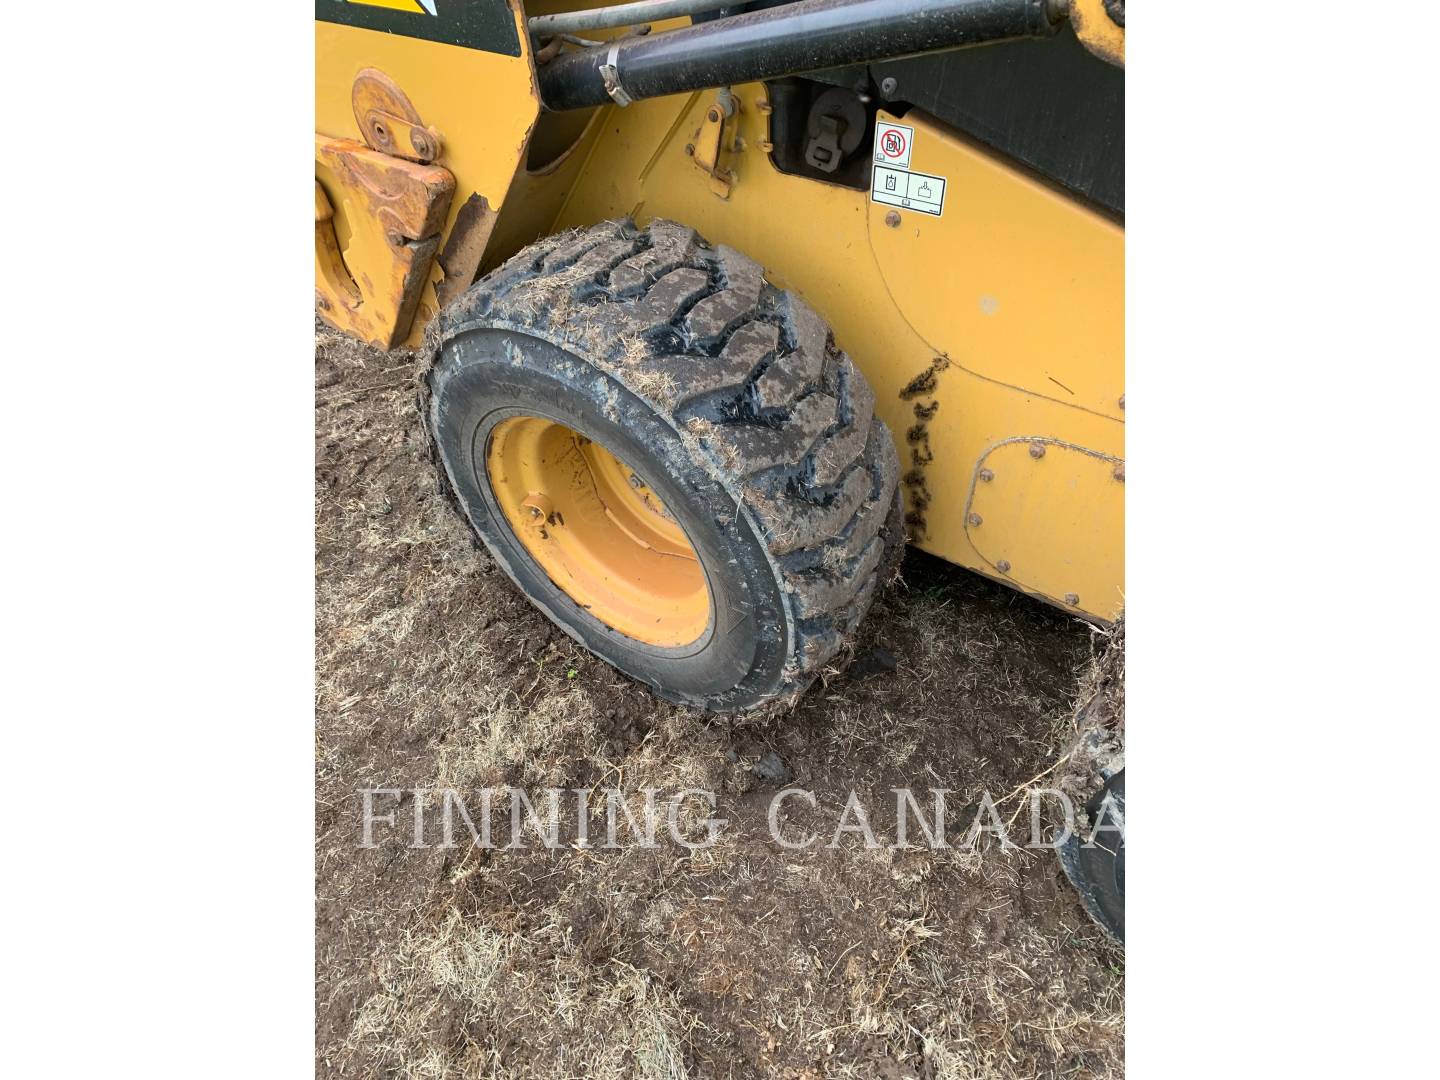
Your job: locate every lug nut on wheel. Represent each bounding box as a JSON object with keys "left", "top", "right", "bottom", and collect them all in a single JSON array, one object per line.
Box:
[{"left": 521, "top": 492, "right": 554, "bottom": 523}]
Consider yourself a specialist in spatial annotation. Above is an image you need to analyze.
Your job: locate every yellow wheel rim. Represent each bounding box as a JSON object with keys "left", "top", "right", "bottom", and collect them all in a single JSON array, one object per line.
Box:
[{"left": 485, "top": 416, "right": 711, "bottom": 647}]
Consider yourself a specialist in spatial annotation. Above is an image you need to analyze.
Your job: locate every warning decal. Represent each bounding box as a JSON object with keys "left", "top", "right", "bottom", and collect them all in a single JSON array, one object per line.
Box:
[
  {"left": 872, "top": 164, "right": 946, "bottom": 217},
  {"left": 874, "top": 121, "right": 913, "bottom": 169},
  {"left": 870, "top": 121, "right": 945, "bottom": 217}
]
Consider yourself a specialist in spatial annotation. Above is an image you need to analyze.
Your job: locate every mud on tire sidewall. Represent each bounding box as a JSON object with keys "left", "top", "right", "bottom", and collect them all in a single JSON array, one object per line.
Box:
[{"left": 430, "top": 327, "right": 792, "bottom": 710}]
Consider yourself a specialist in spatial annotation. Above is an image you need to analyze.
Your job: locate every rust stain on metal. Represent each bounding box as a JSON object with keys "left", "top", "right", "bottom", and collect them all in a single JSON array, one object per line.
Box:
[
  {"left": 436, "top": 193, "right": 498, "bottom": 309},
  {"left": 315, "top": 134, "right": 455, "bottom": 349},
  {"left": 352, "top": 67, "right": 443, "bottom": 164},
  {"left": 898, "top": 355, "right": 951, "bottom": 538},
  {"left": 899, "top": 355, "right": 951, "bottom": 400},
  {"left": 533, "top": 36, "right": 563, "bottom": 66}
]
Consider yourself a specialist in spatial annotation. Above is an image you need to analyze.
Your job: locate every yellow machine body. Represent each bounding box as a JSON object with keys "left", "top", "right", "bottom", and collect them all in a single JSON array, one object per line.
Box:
[{"left": 315, "top": 4, "right": 1125, "bottom": 622}]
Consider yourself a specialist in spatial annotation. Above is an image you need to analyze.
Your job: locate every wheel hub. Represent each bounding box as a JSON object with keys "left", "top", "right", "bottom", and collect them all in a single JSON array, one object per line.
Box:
[{"left": 485, "top": 416, "right": 711, "bottom": 647}]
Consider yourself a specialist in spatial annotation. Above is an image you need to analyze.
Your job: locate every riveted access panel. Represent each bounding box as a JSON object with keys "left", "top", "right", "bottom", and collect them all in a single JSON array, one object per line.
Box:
[{"left": 965, "top": 438, "right": 1124, "bottom": 619}]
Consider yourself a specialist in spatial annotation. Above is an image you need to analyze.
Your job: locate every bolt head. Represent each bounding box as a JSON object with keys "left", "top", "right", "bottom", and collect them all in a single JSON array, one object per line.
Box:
[
  {"left": 1112, "top": 463, "right": 1125, "bottom": 482},
  {"left": 884, "top": 211, "right": 901, "bottom": 228},
  {"left": 1064, "top": 593, "right": 1080, "bottom": 606},
  {"left": 978, "top": 468, "right": 994, "bottom": 482},
  {"left": 1118, "top": 394, "right": 1125, "bottom": 410},
  {"left": 967, "top": 512, "right": 983, "bottom": 527},
  {"left": 1029, "top": 443, "right": 1046, "bottom": 459},
  {"left": 880, "top": 77, "right": 898, "bottom": 96},
  {"left": 521, "top": 492, "right": 554, "bottom": 523},
  {"left": 996, "top": 559, "right": 1011, "bottom": 574}
]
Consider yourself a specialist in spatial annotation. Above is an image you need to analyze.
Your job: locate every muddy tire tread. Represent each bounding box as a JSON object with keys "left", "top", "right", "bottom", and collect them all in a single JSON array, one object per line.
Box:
[{"left": 436, "top": 219, "right": 902, "bottom": 702}]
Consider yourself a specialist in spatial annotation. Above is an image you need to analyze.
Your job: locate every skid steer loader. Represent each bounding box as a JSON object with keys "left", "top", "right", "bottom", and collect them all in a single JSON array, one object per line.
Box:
[{"left": 316, "top": 0, "right": 1125, "bottom": 940}]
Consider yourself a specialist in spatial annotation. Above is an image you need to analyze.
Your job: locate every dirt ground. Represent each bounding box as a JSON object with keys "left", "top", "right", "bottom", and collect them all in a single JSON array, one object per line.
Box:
[{"left": 316, "top": 326, "right": 1124, "bottom": 1078}]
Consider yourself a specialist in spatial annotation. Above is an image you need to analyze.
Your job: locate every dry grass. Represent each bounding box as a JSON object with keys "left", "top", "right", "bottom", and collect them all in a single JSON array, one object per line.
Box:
[
  {"left": 682, "top": 417, "right": 743, "bottom": 476},
  {"left": 316, "top": 327, "right": 1124, "bottom": 1078},
  {"left": 341, "top": 910, "right": 697, "bottom": 1080},
  {"left": 618, "top": 348, "right": 680, "bottom": 405}
]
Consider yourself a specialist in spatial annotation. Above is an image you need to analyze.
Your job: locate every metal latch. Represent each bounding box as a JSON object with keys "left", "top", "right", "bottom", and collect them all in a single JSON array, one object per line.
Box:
[{"left": 686, "top": 88, "right": 739, "bottom": 199}]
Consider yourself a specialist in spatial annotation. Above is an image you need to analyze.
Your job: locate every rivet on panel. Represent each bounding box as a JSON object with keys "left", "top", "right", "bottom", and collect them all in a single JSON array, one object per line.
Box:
[
  {"left": 996, "top": 559, "right": 1011, "bottom": 574},
  {"left": 967, "top": 512, "right": 983, "bottom": 527},
  {"left": 1064, "top": 593, "right": 1080, "bottom": 606},
  {"left": 978, "top": 468, "right": 994, "bottom": 482},
  {"left": 1029, "top": 443, "right": 1046, "bottom": 459},
  {"left": 884, "top": 211, "right": 901, "bottom": 228},
  {"left": 1112, "top": 463, "right": 1125, "bottom": 482}
]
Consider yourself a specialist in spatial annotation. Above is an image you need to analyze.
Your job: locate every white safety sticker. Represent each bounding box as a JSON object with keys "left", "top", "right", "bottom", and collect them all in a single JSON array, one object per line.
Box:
[
  {"left": 871, "top": 164, "right": 946, "bottom": 217},
  {"left": 874, "top": 121, "right": 914, "bottom": 169}
]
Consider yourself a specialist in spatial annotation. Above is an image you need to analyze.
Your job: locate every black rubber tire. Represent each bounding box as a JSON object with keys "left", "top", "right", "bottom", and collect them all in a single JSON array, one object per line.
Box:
[
  {"left": 425, "top": 219, "right": 901, "bottom": 711},
  {"left": 1059, "top": 769, "right": 1125, "bottom": 944}
]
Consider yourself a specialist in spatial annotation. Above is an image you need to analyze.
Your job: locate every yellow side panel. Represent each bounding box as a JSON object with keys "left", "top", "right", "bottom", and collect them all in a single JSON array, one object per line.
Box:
[
  {"left": 967, "top": 439, "right": 1125, "bottom": 616},
  {"left": 553, "top": 87, "right": 1124, "bottom": 620},
  {"left": 315, "top": 17, "right": 539, "bottom": 345},
  {"left": 869, "top": 109, "right": 1124, "bottom": 422}
]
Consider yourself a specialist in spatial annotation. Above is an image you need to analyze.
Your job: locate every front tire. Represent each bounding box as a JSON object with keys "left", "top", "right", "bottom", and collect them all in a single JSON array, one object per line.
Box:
[{"left": 425, "top": 219, "right": 900, "bottom": 711}]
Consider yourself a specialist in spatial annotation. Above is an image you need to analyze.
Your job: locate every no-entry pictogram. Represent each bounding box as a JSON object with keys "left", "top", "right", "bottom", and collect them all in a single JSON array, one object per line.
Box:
[{"left": 874, "top": 120, "right": 914, "bottom": 169}]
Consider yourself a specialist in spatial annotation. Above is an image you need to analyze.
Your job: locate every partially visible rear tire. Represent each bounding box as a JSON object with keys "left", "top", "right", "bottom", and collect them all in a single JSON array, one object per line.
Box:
[
  {"left": 1059, "top": 769, "right": 1125, "bottom": 944},
  {"left": 425, "top": 219, "right": 901, "bottom": 711}
]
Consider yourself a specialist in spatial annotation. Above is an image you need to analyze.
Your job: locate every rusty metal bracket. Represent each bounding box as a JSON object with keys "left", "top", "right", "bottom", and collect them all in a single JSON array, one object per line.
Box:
[
  {"left": 687, "top": 89, "right": 739, "bottom": 200},
  {"left": 352, "top": 67, "right": 444, "bottom": 163},
  {"left": 435, "top": 193, "right": 499, "bottom": 309},
  {"left": 315, "top": 135, "right": 455, "bottom": 349}
]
